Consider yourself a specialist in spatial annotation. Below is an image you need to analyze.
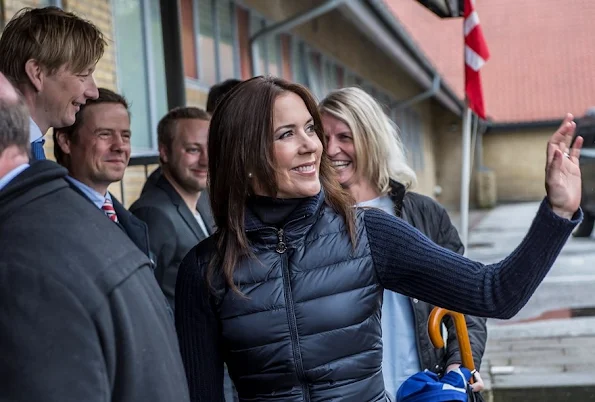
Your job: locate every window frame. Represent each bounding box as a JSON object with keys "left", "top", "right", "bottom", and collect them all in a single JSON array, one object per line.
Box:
[
  {"left": 39, "top": 0, "right": 63, "bottom": 6},
  {"left": 288, "top": 35, "right": 393, "bottom": 102},
  {"left": 247, "top": 9, "right": 284, "bottom": 78},
  {"left": 243, "top": 19, "right": 420, "bottom": 171},
  {"left": 283, "top": 33, "right": 421, "bottom": 171},
  {"left": 185, "top": 0, "right": 242, "bottom": 91},
  {"left": 112, "top": 0, "right": 164, "bottom": 154}
]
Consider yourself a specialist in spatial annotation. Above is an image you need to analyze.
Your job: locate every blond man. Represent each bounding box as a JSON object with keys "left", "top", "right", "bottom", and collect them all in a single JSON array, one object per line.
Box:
[{"left": 0, "top": 6, "right": 105, "bottom": 160}]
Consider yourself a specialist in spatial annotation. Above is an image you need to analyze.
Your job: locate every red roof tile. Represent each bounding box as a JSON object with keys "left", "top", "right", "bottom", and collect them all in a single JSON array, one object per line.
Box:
[{"left": 385, "top": 0, "right": 595, "bottom": 122}]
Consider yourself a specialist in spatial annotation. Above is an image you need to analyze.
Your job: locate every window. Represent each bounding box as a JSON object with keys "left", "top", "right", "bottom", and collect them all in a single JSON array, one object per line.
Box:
[
  {"left": 249, "top": 14, "right": 282, "bottom": 78},
  {"left": 38, "top": 0, "right": 63, "bottom": 6},
  {"left": 181, "top": 0, "right": 197, "bottom": 78},
  {"left": 291, "top": 39, "right": 308, "bottom": 86},
  {"left": 149, "top": 1, "right": 168, "bottom": 126},
  {"left": 362, "top": 84, "right": 378, "bottom": 99},
  {"left": 377, "top": 93, "right": 393, "bottom": 114},
  {"left": 394, "top": 108, "right": 425, "bottom": 171},
  {"left": 217, "top": 0, "right": 236, "bottom": 81},
  {"left": 307, "top": 51, "right": 323, "bottom": 98},
  {"left": 280, "top": 35, "right": 293, "bottom": 80},
  {"left": 323, "top": 59, "right": 335, "bottom": 93},
  {"left": 250, "top": 14, "right": 266, "bottom": 76},
  {"left": 335, "top": 66, "right": 345, "bottom": 88},
  {"left": 344, "top": 73, "right": 358, "bottom": 87},
  {"left": 266, "top": 33, "right": 281, "bottom": 77},
  {"left": 181, "top": 0, "right": 240, "bottom": 86},
  {"left": 287, "top": 44, "right": 354, "bottom": 97},
  {"left": 198, "top": 0, "right": 217, "bottom": 85},
  {"left": 113, "top": 0, "right": 167, "bottom": 152}
]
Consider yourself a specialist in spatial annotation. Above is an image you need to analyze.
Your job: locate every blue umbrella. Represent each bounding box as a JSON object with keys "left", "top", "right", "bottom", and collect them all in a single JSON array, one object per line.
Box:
[{"left": 396, "top": 367, "right": 473, "bottom": 402}]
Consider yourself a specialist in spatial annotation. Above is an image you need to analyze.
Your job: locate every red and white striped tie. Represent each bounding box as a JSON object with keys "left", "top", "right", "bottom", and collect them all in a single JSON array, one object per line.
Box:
[{"left": 102, "top": 198, "right": 119, "bottom": 223}]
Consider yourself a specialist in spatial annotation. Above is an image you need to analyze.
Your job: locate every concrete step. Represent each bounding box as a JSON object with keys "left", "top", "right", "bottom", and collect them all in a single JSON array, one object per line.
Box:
[
  {"left": 491, "top": 384, "right": 595, "bottom": 402},
  {"left": 481, "top": 373, "right": 595, "bottom": 402}
]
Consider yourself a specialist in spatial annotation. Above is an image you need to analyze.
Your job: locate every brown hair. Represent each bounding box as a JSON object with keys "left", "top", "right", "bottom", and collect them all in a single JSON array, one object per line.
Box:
[
  {"left": 53, "top": 88, "right": 129, "bottom": 167},
  {"left": 206, "top": 79, "right": 242, "bottom": 114},
  {"left": 207, "top": 76, "right": 356, "bottom": 294},
  {"left": 157, "top": 106, "right": 210, "bottom": 163},
  {"left": 0, "top": 7, "right": 106, "bottom": 85}
]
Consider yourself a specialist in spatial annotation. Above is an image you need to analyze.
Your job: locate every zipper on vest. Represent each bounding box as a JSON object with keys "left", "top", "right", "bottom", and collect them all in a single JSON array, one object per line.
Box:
[
  {"left": 276, "top": 228, "right": 287, "bottom": 254},
  {"left": 279, "top": 232, "right": 310, "bottom": 401}
]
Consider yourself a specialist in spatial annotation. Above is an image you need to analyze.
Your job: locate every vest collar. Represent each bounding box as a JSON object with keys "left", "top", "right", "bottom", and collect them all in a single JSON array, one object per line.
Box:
[{"left": 244, "top": 190, "right": 326, "bottom": 248}]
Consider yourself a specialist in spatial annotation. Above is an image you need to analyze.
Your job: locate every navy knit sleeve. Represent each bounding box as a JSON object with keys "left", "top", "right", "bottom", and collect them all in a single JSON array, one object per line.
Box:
[
  {"left": 175, "top": 247, "right": 225, "bottom": 402},
  {"left": 364, "top": 198, "right": 581, "bottom": 319}
]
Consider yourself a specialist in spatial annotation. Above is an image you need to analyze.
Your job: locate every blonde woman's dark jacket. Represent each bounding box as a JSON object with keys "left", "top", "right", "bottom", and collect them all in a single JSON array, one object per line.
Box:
[{"left": 389, "top": 180, "right": 487, "bottom": 374}]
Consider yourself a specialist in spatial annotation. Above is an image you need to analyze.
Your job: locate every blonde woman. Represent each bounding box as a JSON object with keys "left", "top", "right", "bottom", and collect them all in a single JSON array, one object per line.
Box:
[{"left": 319, "top": 87, "right": 487, "bottom": 400}]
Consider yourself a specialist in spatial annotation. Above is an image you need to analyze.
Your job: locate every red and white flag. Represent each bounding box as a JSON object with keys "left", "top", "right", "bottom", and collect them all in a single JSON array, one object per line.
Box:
[{"left": 464, "top": 0, "right": 490, "bottom": 119}]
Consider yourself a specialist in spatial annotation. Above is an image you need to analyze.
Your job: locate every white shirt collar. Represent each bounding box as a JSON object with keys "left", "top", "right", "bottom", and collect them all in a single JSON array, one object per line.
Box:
[
  {"left": 0, "top": 163, "right": 30, "bottom": 192},
  {"left": 29, "top": 118, "right": 43, "bottom": 143},
  {"left": 65, "top": 176, "right": 111, "bottom": 210}
]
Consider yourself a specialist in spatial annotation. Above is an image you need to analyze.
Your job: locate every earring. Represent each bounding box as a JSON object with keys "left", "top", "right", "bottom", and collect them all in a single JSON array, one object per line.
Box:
[{"left": 248, "top": 172, "right": 253, "bottom": 178}]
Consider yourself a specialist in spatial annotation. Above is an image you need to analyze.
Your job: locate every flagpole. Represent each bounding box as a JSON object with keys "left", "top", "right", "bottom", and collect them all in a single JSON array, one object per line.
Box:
[
  {"left": 462, "top": 0, "right": 489, "bottom": 255},
  {"left": 460, "top": 103, "right": 473, "bottom": 256}
]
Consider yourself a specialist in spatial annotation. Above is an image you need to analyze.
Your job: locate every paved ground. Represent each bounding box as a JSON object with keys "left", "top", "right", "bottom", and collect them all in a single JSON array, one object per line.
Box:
[{"left": 454, "top": 201, "right": 595, "bottom": 399}]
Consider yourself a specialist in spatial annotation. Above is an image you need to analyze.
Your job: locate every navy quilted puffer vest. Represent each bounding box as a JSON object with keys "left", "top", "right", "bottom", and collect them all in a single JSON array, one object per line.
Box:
[{"left": 208, "top": 192, "right": 388, "bottom": 402}]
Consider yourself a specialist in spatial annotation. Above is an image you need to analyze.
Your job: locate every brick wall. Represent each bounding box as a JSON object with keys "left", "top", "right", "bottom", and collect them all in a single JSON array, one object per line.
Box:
[
  {"left": 65, "top": 0, "right": 118, "bottom": 90},
  {"left": 4, "top": 0, "right": 43, "bottom": 19},
  {"left": 115, "top": 164, "right": 159, "bottom": 207},
  {"left": 186, "top": 87, "right": 208, "bottom": 109}
]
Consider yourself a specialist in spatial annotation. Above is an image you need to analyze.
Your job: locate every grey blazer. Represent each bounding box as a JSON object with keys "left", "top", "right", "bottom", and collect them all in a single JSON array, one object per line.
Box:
[{"left": 130, "top": 173, "right": 215, "bottom": 308}]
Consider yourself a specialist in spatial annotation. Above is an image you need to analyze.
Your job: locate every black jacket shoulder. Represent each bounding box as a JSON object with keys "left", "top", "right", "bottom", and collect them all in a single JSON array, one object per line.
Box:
[{"left": 0, "top": 161, "right": 190, "bottom": 402}]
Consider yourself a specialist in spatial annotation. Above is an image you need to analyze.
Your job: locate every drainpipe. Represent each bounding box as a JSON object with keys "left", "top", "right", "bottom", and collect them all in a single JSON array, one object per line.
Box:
[
  {"left": 393, "top": 74, "right": 441, "bottom": 111},
  {"left": 160, "top": 0, "right": 186, "bottom": 109},
  {"left": 249, "top": 0, "right": 349, "bottom": 76},
  {"left": 475, "top": 118, "right": 489, "bottom": 169},
  {"left": 0, "top": 0, "right": 4, "bottom": 31}
]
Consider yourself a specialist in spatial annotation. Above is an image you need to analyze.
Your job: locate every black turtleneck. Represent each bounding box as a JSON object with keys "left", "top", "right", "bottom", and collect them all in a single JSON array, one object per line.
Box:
[{"left": 246, "top": 195, "right": 303, "bottom": 227}]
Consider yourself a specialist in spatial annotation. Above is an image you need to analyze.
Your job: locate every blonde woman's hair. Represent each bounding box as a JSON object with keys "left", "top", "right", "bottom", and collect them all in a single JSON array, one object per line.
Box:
[{"left": 319, "top": 87, "right": 417, "bottom": 194}]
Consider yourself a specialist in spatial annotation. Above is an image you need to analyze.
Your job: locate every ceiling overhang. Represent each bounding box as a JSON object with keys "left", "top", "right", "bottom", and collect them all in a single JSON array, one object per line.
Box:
[{"left": 416, "top": 0, "right": 463, "bottom": 18}]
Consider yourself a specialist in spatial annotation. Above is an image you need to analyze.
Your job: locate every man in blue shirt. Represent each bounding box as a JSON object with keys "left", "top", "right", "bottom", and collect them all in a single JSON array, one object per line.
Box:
[
  {"left": 0, "top": 7, "right": 106, "bottom": 161},
  {"left": 53, "top": 88, "right": 152, "bottom": 261}
]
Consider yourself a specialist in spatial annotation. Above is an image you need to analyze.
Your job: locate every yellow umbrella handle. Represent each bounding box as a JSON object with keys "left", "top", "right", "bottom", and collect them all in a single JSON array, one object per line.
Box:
[{"left": 428, "top": 307, "right": 476, "bottom": 381}]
